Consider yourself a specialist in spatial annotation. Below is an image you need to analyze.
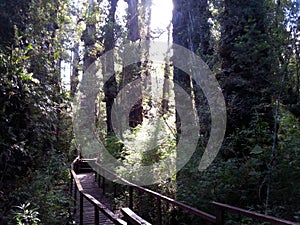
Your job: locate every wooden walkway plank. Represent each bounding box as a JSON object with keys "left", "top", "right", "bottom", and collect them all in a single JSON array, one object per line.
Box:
[{"left": 73, "top": 173, "right": 116, "bottom": 225}]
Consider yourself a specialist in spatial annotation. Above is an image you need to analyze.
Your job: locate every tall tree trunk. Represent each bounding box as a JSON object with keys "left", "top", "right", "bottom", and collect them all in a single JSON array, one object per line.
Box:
[
  {"left": 82, "top": 0, "right": 97, "bottom": 71},
  {"left": 172, "top": 0, "right": 195, "bottom": 126},
  {"left": 125, "top": 0, "right": 140, "bottom": 42},
  {"left": 71, "top": 42, "right": 80, "bottom": 97},
  {"left": 122, "top": 0, "right": 143, "bottom": 128},
  {"left": 196, "top": 0, "right": 212, "bottom": 59},
  {"left": 79, "top": 0, "right": 98, "bottom": 159},
  {"left": 191, "top": 0, "right": 212, "bottom": 143},
  {"left": 161, "top": 24, "right": 172, "bottom": 116},
  {"left": 141, "top": 0, "right": 152, "bottom": 118},
  {"left": 172, "top": 0, "right": 199, "bottom": 208},
  {"left": 103, "top": 0, "right": 119, "bottom": 134},
  {"left": 219, "top": 0, "right": 274, "bottom": 157}
]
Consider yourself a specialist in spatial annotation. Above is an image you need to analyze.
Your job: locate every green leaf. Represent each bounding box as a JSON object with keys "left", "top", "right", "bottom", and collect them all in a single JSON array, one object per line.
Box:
[{"left": 250, "top": 145, "right": 263, "bottom": 155}]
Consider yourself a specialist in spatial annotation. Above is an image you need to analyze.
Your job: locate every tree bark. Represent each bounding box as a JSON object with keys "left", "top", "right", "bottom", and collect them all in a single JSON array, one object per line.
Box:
[
  {"left": 125, "top": 0, "right": 140, "bottom": 42},
  {"left": 103, "top": 0, "right": 119, "bottom": 134},
  {"left": 71, "top": 42, "right": 80, "bottom": 97},
  {"left": 122, "top": 0, "right": 143, "bottom": 128},
  {"left": 82, "top": 0, "right": 97, "bottom": 71}
]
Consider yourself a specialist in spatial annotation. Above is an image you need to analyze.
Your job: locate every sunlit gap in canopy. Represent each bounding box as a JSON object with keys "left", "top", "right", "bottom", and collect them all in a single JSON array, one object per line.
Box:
[
  {"left": 61, "top": 0, "right": 174, "bottom": 89},
  {"left": 116, "top": 0, "right": 173, "bottom": 42},
  {"left": 151, "top": 0, "right": 173, "bottom": 42}
]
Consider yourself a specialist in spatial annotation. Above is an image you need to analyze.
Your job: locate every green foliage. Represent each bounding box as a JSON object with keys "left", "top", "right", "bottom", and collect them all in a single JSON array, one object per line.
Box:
[
  {"left": 105, "top": 134, "right": 124, "bottom": 158},
  {"left": 176, "top": 105, "right": 300, "bottom": 222},
  {"left": 12, "top": 203, "right": 41, "bottom": 225},
  {"left": 222, "top": 112, "right": 272, "bottom": 158},
  {"left": 103, "top": 117, "right": 177, "bottom": 223},
  {"left": 3, "top": 148, "right": 71, "bottom": 224},
  {"left": 115, "top": 117, "right": 177, "bottom": 183},
  {"left": 269, "top": 107, "right": 300, "bottom": 220},
  {"left": 0, "top": 42, "right": 61, "bottom": 179},
  {"left": 0, "top": 0, "right": 73, "bottom": 223}
]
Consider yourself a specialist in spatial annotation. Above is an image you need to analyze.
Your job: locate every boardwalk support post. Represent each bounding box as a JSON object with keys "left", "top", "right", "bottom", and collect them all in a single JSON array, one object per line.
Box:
[
  {"left": 102, "top": 176, "right": 106, "bottom": 195},
  {"left": 94, "top": 205, "right": 99, "bottom": 225},
  {"left": 74, "top": 184, "right": 77, "bottom": 215},
  {"left": 215, "top": 208, "right": 224, "bottom": 225},
  {"left": 80, "top": 192, "right": 83, "bottom": 225},
  {"left": 129, "top": 186, "right": 133, "bottom": 209},
  {"left": 114, "top": 183, "right": 117, "bottom": 198},
  {"left": 157, "top": 198, "right": 162, "bottom": 225},
  {"left": 70, "top": 173, "right": 73, "bottom": 195},
  {"left": 97, "top": 174, "right": 101, "bottom": 188}
]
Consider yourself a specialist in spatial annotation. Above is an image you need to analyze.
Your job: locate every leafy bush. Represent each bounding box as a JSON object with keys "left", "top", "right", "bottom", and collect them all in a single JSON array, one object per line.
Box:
[
  {"left": 0, "top": 41, "right": 73, "bottom": 224},
  {"left": 12, "top": 203, "right": 41, "bottom": 225}
]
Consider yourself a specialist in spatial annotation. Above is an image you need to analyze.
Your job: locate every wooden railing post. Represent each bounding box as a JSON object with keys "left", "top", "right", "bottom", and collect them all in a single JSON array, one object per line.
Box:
[
  {"left": 102, "top": 176, "right": 106, "bottom": 195},
  {"left": 114, "top": 183, "right": 117, "bottom": 198},
  {"left": 70, "top": 172, "right": 73, "bottom": 195},
  {"left": 215, "top": 208, "right": 224, "bottom": 225},
  {"left": 94, "top": 205, "right": 99, "bottom": 225},
  {"left": 157, "top": 198, "right": 162, "bottom": 225},
  {"left": 97, "top": 174, "right": 101, "bottom": 188},
  {"left": 80, "top": 191, "right": 84, "bottom": 225},
  {"left": 69, "top": 172, "right": 73, "bottom": 218},
  {"left": 129, "top": 186, "right": 133, "bottom": 209},
  {"left": 74, "top": 184, "right": 77, "bottom": 215},
  {"left": 98, "top": 168, "right": 102, "bottom": 188}
]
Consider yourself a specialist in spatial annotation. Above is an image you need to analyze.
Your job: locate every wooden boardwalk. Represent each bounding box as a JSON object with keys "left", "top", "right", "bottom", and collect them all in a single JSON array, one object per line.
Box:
[
  {"left": 70, "top": 159, "right": 299, "bottom": 225},
  {"left": 73, "top": 173, "right": 116, "bottom": 225}
]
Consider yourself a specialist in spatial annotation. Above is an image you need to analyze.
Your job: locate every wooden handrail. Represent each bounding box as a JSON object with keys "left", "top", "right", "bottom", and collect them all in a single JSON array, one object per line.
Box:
[
  {"left": 71, "top": 169, "right": 83, "bottom": 191},
  {"left": 93, "top": 161, "right": 216, "bottom": 224},
  {"left": 83, "top": 192, "right": 127, "bottom": 225},
  {"left": 121, "top": 208, "right": 152, "bottom": 225},
  {"left": 70, "top": 158, "right": 127, "bottom": 225},
  {"left": 73, "top": 158, "right": 299, "bottom": 225},
  {"left": 71, "top": 156, "right": 80, "bottom": 171},
  {"left": 212, "top": 202, "right": 300, "bottom": 225}
]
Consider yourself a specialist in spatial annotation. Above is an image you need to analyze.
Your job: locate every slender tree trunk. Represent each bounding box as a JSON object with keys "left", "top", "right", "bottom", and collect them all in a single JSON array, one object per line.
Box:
[
  {"left": 161, "top": 24, "right": 172, "bottom": 116},
  {"left": 141, "top": 0, "right": 152, "bottom": 118},
  {"left": 294, "top": 37, "right": 300, "bottom": 101},
  {"left": 125, "top": 0, "right": 140, "bottom": 42},
  {"left": 71, "top": 42, "right": 80, "bottom": 97}
]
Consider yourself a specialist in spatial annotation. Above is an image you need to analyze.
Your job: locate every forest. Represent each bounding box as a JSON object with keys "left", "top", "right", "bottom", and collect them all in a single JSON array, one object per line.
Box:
[{"left": 0, "top": 0, "right": 300, "bottom": 224}]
